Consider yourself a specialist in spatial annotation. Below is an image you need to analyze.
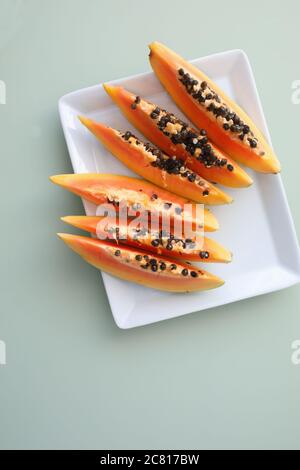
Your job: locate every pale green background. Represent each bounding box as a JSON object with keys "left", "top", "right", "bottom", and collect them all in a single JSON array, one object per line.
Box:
[{"left": 0, "top": 0, "right": 299, "bottom": 450}]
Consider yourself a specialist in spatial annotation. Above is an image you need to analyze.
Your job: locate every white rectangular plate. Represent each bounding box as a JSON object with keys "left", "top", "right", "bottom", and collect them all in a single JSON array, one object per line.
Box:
[{"left": 59, "top": 49, "right": 300, "bottom": 329}]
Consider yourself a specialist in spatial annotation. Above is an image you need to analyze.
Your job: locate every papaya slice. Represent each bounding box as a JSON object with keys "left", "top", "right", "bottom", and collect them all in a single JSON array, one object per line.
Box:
[
  {"left": 61, "top": 215, "right": 232, "bottom": 263},
  {"left": 57, "top": 233, "right": 224, "bottom": 292},
  {"left": 149, "top": 42, "right": 280, "bottom": 174},
  {"left": 50, "top": 173, "right": 219, "bottom": 232},
  {"left": 103, "top": 84, "right": 252, "bottom": 188},
  {"left": 79, "top": 116, "right": 232, "bottom": 205}
]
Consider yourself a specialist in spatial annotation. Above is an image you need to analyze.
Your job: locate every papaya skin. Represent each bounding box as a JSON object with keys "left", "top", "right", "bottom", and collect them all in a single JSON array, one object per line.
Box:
[
  {"left": 61, "top": 215, "right": 232, "bottom": 263},
  {"left": 78, "top": 115, "right": 233, "bottom": 205},
  {"left": 103, "top": 84, "right": 252, "bottom": 188},
  {"left": 57, "top": 233, "right": 224, "bottom": 293},
  {"left": 50, "top": 173, "right": 219, "bottom": 232},
  {"left": 149, "top": 42, "right": 280, "bottom": 174}
]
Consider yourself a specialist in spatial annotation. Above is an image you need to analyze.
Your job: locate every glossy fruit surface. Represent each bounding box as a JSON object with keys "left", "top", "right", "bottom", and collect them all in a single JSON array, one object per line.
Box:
[
  {"left": 62, "top": 215, "right": 232, "bottom": 263},
  {"left": 50, "top": 173, "right": 219, "bottom": 232},
  {"left": 149, "top": 42, "right": 280, "bottom": 174},
  {"left": 104, "top": 84, "right": 252, "bottom": 188},
  {"left": 58, "top": 233, "right": 224, "bottom": 292},
  {"left": 79, "top": 116, "right": 233, "bottom": 204}
]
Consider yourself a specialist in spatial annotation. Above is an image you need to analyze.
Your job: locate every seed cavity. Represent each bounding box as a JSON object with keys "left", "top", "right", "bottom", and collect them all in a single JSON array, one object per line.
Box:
[
  {"left": 121, "top": 130, "right": 209, "bottom": 185},
  {"left": 131, "top": 250, "right": 197, "bottom": 277},
  {"left": 146, "top": 104, "right": 234, "bottom": 172},
  {"left": 177, "top": 68, "right": 261, "bottom": 155}
]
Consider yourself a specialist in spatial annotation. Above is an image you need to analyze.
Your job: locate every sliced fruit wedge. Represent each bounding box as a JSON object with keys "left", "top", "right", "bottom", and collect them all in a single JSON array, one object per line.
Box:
[
  {"left": 50, "top": 173, "right": 219, "bottom": 232},
  {"left": 104, "top": 84, "right": 252, "bottom": 188},
  {"left": 61, "top": 215, "right": 232, "bottom": 263},
  {"left": 149, "top": 41, "right": 280, "bottom": 174},
  {"left": 58, "top": 233, "right": 224, "bottom": 292},
  {"left": 79, "top": 116, "right": 232, "bottom": 205}
]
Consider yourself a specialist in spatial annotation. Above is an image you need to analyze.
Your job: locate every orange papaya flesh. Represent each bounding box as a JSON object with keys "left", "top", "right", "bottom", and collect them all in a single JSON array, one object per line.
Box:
[
  {"left": 149, "top": 42, "right": 280, "bottom": 174},
  {"left": 57, "top": 233, "right": 224, "bottom": 292},
  {"left": 61, "top": 215, "right": 232, "bottom": 263},
  {"left": 79, "top": 115, "right": 232, "bottom": 205},
  {"left": 104, "top": 84, "right": 252, "bottom": 188},
  {"left": 50, "top": 173, "right": 219, "bottom": 232}
]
